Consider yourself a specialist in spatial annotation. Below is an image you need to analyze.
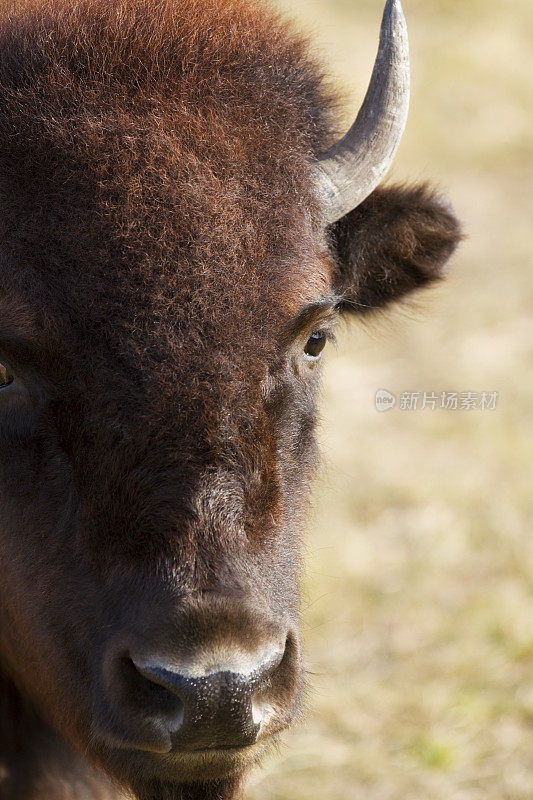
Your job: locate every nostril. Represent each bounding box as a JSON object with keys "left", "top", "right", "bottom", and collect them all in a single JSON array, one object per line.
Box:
[
  {"left": 119, "top": 656, "right": 185, "bottom": 730},
  {"left": 126, "top": 658, "right": 262, "bottom": 750}
]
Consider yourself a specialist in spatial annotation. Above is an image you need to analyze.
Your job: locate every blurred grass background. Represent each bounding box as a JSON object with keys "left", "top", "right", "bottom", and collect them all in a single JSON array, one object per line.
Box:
[{"left": 249, "top": 1, "right": 533, "bottom": 798}]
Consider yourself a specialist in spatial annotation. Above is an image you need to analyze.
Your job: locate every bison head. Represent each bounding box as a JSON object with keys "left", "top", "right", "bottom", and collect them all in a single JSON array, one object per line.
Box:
[{"left": 0, "top": 1, "right": 460, "bottom": 798}]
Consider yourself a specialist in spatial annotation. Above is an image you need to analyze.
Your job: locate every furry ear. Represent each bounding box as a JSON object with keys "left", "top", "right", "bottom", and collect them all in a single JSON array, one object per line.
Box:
[{"left": 329, "top": 184, "right": 462, "bottom": 314}]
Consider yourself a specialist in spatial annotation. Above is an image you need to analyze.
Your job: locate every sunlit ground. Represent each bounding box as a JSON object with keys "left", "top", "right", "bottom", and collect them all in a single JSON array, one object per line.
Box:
[{"left": 249, "top": 1, "right": 533, "bottom": 798}]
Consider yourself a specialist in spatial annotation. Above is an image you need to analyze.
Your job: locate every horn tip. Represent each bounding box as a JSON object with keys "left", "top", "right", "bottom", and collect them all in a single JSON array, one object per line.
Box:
[
  {"left": 386, "top": 0, "right": 404, "bottom": 13},
  {"left": 381, "top": 0, "right": 409, "bottom": 50},
  {"left": 383, "top": 0, "right": 407, "bottom": 25}
]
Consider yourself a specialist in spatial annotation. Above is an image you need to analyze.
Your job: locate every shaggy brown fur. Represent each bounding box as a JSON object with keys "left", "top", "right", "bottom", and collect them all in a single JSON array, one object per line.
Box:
[{"left": 0, "top": 1, "right": 461, "bottom": 799}]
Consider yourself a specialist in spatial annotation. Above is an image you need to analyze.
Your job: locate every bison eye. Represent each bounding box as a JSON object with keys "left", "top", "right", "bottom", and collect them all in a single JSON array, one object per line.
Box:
[
  {"left": 304, "top": 332, "right": 327, "bottom": 359},
  {"left": 0, "top": 362, "right": 13, "bottom": 388}
]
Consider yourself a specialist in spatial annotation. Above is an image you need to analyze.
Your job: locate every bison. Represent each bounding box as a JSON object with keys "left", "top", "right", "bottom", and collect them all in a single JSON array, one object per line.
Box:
[{"left": 0, "top": 0, "right": 461, "bottom": 798}]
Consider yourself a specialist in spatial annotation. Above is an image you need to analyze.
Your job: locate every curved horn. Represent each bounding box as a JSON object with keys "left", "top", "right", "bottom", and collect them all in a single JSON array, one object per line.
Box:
[{"left": 316, "top": 0, "right": 410, "bottom": 225}]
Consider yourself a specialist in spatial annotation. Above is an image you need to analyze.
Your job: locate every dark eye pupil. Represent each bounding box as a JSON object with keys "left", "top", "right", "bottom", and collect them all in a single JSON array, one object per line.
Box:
[
  {"left": 0, "top": 363, "right": 13, "bottom": 388},
  {"left": 304, "top": 332, "right": 326, "bottom": 358}
]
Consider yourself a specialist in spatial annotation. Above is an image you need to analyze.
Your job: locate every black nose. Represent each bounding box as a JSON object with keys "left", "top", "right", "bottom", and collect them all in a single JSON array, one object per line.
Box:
[
  {"left": 128, "top": 651, "right": 283, "bottom": 751},
  {"left": 101, "top": 601, "right": 300, "bottom": 755}
]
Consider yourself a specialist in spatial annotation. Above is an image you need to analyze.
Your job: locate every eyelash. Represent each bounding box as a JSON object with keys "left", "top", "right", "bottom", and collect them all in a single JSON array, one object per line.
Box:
[{"left": 310, "top": 326, "right": 337, "bottom": 345}]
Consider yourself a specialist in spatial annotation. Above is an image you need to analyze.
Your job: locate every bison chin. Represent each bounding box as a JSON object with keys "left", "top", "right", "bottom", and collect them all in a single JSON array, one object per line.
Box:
[
  {"left": 96, "top": 737, "right": 273, "bottom": 792},
  {"left": 127, "top": 776, "right": 243, "bottom": 800}
]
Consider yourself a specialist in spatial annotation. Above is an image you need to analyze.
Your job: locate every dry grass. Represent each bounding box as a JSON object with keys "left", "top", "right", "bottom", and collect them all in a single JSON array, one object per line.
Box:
[{"left": 248, "top": 1, "right": 533, "bottom": 798}]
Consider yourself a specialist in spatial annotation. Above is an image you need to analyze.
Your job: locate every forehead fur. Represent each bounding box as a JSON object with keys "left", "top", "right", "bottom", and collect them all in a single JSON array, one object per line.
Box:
[{"left": 0, "top": 0, "right": 335, "bottom": 376}]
